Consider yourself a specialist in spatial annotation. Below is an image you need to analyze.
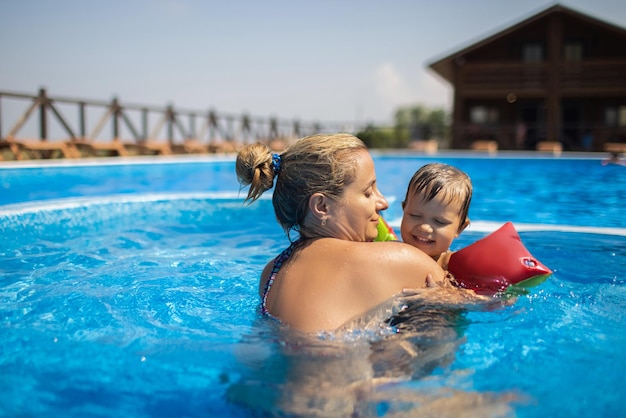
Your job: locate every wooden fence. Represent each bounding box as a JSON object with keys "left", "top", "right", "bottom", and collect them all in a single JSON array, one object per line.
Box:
[{"left": 0, "top": 88, "right": 360, "bottom": 159}]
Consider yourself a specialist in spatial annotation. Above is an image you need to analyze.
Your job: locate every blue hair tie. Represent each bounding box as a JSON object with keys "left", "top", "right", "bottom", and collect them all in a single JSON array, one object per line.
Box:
[{"left": 271, "top": 153, "right": 282, "bottom": 175}]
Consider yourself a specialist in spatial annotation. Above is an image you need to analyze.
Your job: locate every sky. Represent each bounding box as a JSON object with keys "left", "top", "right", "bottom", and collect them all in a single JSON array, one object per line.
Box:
[{"left": 1, "top": 0, "right": 625, "bottom": 128}]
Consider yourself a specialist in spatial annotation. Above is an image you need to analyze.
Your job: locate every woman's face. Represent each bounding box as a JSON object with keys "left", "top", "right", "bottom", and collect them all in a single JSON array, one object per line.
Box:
[{"left": 327, "top": 149, "right": 389, "bottom": 242}]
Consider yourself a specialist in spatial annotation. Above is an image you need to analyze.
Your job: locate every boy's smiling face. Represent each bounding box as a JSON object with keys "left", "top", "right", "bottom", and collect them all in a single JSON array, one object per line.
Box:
[{"left": 400, "top": 191, "right": 468, "bottom": 259}]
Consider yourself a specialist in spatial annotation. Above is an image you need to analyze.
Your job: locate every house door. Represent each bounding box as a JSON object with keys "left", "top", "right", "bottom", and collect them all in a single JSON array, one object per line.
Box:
[
  {"left": 562, "top": 102, "right": 582, "bottom": 151},
  {"left": 519, "top": 101, "right": 545, "bottom": 150}
]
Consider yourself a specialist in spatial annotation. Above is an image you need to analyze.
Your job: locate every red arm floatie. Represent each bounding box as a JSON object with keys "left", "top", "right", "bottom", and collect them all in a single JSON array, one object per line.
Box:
[{"left": 447, "top": 222, "right": 552, "bottom": 295}]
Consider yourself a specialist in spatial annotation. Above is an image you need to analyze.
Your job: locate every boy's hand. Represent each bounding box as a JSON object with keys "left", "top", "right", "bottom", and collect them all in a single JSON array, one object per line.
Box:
[{"left": 437, "top": 250, "right": 454, "bottom": 270}]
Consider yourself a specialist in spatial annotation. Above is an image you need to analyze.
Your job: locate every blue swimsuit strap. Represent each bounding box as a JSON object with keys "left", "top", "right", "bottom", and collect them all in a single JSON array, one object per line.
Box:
[{"left": 261, "top": 239, "right": 301, "bottom": 315}]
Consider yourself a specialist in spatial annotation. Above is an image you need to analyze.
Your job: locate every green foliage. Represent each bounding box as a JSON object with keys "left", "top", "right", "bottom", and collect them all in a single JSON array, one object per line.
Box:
[
  {"left": 356, "top": 125, "right": 401, "bottom": 149},
  {"left": 427, "top": 108, "right": 448, "bottom": 139},
  {"left": 395, "top": 104, "right": 450, "bottom": 144},
  {"left": 357, "top": 105, "right": 450, "bottom": 149}
]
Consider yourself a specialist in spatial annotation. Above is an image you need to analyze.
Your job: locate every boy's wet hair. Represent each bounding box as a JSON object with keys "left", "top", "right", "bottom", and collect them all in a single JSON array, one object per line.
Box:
[{"left": 403, "top": 163, "right": 473, "bottom": 231}]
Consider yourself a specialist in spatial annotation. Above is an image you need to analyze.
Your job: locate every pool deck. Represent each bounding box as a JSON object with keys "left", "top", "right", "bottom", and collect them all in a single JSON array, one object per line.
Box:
[{"left": 0, "top": 150, "right": 610, "bottom": 169}]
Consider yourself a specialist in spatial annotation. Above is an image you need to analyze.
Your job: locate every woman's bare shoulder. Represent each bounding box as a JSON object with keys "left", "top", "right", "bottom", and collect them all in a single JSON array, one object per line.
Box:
[
  {"left": 351, "top": 240, "right": 436, "bottom": 264},
  {"left": 315, "top": 240, "right": 442, "bottom": 281},
  {"left": 293, "top": 239, "right": 440, "bottom": 274}
]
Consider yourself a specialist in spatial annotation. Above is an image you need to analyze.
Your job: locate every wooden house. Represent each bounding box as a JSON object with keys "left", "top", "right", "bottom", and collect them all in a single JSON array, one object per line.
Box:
[{"left": 428, "top": 4, "right": 626, "bottom": 151}]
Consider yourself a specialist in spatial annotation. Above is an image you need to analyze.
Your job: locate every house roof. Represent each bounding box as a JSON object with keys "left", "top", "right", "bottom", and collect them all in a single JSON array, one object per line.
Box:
[{"left": 428, "top": 4, "right": 626, "bottom": 84}]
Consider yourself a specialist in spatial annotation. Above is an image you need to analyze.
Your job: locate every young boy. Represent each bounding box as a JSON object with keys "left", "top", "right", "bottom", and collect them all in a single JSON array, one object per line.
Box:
[{"left": 400, "top": 163, "right": 473, "bottom": 267}]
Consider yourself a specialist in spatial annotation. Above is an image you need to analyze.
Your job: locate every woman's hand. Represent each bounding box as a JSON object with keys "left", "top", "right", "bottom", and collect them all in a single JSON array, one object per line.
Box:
[
  {"left": 422, "top": 272, "right": 455, "bottom": 289},
  {"left": 402, "top": 272, "right": 499, "bottom": 307}
]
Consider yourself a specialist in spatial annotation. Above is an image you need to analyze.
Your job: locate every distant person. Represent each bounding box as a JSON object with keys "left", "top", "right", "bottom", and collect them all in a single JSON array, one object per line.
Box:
[
  {"left": 602, "top": 151, "right": 626, "bottom": 166},
  {"left": 515, "top": 121, "right": 527, "bottom": 149},
  {"left": 235, "top": 134, "right": 480, "bottom": 333},
  {"left": 582, "top": 131, "right": 594, "bottom": 151},
  {"left": 400, "top": 163, "right": 472, "bottom": 269}
]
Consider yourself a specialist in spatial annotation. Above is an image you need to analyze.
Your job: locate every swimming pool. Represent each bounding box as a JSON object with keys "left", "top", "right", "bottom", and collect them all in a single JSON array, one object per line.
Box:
[{"left": 1, "top": 153, "right": 625, "bottom": 417}]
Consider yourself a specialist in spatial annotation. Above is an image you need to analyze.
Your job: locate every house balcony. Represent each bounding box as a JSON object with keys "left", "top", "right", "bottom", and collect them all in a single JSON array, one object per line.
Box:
[{"left": 457, "top": 59, "right": 626, "bottom": 97}]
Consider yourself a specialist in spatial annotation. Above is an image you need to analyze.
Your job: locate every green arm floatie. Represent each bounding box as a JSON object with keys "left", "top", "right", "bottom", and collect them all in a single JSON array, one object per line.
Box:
[{"left": 375, "top": 217, "right": 398, "bottom": 242}]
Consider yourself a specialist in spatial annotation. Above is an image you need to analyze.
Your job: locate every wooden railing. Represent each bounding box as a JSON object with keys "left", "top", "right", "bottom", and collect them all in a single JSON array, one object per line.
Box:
[
  {"left": 560, "top": 61, "right": 626, "bottom": 91},
  {"left": 458, "top": 59, "right": 626, "bottom": 94},
  {"left": 460, "top": 62, "right": 548, "bottom": 93},
  {"left": 0, "top": 88, "right": 359, "bottom": 145}
]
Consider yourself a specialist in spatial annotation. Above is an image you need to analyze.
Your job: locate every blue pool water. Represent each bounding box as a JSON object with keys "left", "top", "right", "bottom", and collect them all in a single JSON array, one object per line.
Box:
[{"left": 1, "top": 154, "right": 625, "bottom": 417}]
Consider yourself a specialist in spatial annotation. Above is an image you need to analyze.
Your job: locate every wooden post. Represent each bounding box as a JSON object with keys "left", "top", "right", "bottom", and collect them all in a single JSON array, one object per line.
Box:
[
  {"left": 39, "top": 88, "right": 47, "bottom": 141},
  {"left": 294, "top": 120, "right": 300, "bottom": 138},
  {"left": 208, "top": 110, "right": 217, "bottom": 142},
  {"left": 166, "top": 105, "right": 174, "bottom": 144},
  {"left": 241, "top": 114, "right": 251, "bottom": 143},
  {"left": 452, "top": 58, "right": 465, "bottom": 149},
  {"left": 79, "top": 102, "right": 86, "bottom": 138},
  {"left": 189, "top": 113, "right": 196, "bottom": 139},
  {"left": 112, "top": 97, "right": 120, "bottom": 139},
  {"left": 546, "top": 14, "right": 562, "bottom": 143},
  {"left": 141, "top": 108, "right": 148, "bottom": 140},
  {"left": 269, "top": 118, "right": 278, "bottom": 140}
]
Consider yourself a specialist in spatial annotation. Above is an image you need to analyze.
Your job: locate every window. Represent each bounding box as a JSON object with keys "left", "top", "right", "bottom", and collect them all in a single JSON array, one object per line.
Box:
[
  {"left": 470, "top": 107, "right": 487, "bottom": 124},
  {"left": 605, "top": 106, "right": 626, "bottom": 127},
  {"left": 523, "top": 42, "right": 544, "bottom": 62},
  {"left": 564, "top": 42, "right": 583, "bottom": 61},
  {"left": 470, "top": 106, "right": 499, "bottom": 125}
]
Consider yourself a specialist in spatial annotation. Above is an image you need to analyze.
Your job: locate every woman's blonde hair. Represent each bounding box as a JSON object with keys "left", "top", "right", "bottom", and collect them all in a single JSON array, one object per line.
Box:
[{"left": 236, "top": 133, "right": 367, "bottom": 238}]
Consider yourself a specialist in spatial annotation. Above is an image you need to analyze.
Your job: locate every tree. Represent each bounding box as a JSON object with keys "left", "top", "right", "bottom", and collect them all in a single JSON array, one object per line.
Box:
[
  {"left": 356, "top": 105, "right": 450, "bottom": 149},
  {"left": 356, "top": 125, "right": 396, "bottom": 149},
  {"left": 394, "top": 105, "right": 450, "bottom": 145}
]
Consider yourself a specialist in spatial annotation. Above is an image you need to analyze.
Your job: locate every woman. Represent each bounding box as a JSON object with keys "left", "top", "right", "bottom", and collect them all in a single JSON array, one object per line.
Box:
[{"left": 236, "top": 133, "right": 448, "bottom": 333}]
